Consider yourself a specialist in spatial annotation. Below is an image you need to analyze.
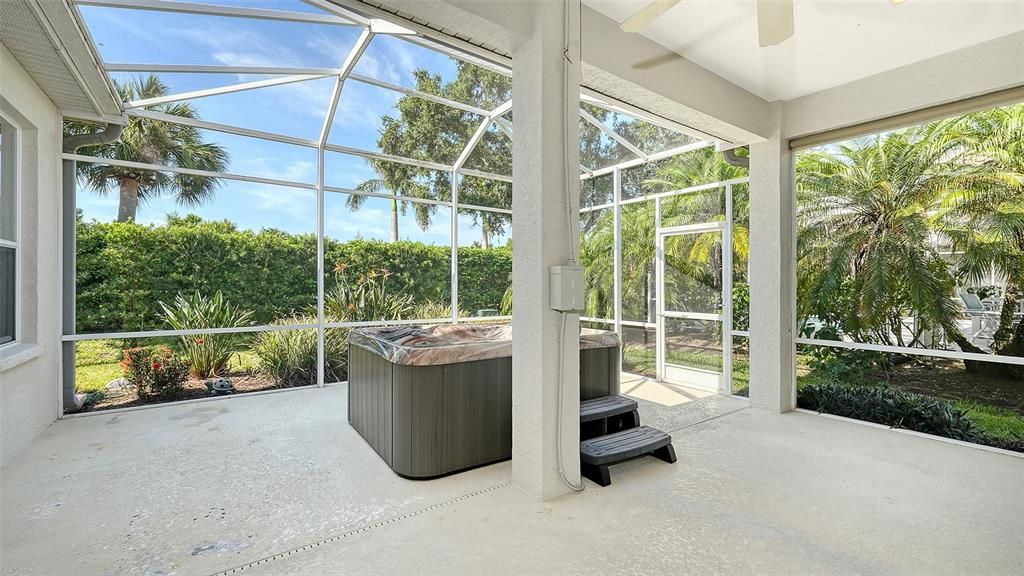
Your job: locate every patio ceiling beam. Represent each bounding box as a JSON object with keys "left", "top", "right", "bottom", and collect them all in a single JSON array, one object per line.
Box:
[
  {"left": 579, "top": 107, "right": 647, "bottom": 161},
  {"left": 63, "top": 153, "right": 317, "bottom": 190},
  {"left": 104, "top": 63, "right": 342, "bottom": 76},
  {"left": 125, "top": 109, "right": 319, "bottom": 148},
  {"left": 76, "top": 0, "right": 357, "bottom": 25},
  {"left": 319, "top": 28, "right": 374, "bottom": 147},
  {"left": 125, "top": 74, "right": 330, "bottom": 109},
  {"left": 348, "top": 74, "right": 491, "bottom": 116},
  {"left": 580, "top": 88, "right": 721, "bottom": 146}
]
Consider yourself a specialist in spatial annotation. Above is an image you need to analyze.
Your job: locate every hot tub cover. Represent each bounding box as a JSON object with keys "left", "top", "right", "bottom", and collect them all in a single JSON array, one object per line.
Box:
[{"left": 350, "top": 323, "right": 620, "bottom": 366}]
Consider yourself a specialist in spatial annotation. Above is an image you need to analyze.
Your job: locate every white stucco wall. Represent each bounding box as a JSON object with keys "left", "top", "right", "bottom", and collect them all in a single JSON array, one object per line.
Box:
[
  {"left": 784, "top": 31, "right": 1024, "bottom": 140},
  {"left": 0, "top": 41, "right": 62, "bottom": 466}
]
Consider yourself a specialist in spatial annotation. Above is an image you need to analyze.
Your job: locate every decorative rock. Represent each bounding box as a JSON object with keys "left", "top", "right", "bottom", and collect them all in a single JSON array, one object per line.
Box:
[
  {"left": 105, "top": 378, "right": 131, "bottom": 392},
  {"left": 206, "top": 377, "right": 235, "bottom": 396}
]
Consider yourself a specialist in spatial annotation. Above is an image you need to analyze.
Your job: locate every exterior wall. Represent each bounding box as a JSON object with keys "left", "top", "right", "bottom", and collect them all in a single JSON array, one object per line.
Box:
[{"left": 0, "top": 41, "right": 62, "bottom": 466}]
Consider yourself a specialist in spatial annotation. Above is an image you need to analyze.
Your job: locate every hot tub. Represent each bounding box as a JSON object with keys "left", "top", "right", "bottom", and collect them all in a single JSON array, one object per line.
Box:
[{"left": 348, "top": 323, "right": 621, "bottom": 479}]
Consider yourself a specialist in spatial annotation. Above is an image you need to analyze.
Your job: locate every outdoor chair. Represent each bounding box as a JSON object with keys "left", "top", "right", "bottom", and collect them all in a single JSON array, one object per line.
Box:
[{"left": 960, "top": 292, "right": 999, "bottom": 346}]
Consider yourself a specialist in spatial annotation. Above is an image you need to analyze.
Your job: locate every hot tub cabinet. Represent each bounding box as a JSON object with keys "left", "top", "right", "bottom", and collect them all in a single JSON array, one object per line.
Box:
[{"left": 348, "top": 324, "right": 620, "bottom": 479}]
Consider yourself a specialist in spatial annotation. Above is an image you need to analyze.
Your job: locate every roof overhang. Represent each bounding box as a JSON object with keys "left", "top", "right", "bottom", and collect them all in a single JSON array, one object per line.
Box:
[{"left": 0, "top": 0, "right": 122, "bottom": 122}]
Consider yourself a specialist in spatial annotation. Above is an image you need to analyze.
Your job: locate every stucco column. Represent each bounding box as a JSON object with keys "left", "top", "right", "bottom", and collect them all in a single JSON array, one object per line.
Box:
[
  {"left": 511, "top": 0, "right": 582, "bottom": 500},
  {"left": 747, "top": 101, "right": 796, "bottom": 412}
]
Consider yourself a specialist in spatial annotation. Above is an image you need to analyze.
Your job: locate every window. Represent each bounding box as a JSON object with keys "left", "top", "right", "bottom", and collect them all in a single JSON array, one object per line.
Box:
[{"left": 0, "top": 114, "right": 18, "bottom": 346}]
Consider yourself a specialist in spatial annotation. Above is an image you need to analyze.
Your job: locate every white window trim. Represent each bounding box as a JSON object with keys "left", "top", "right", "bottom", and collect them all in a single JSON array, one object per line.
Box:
[{"left": 0, "top": 110, "right": 21, "bottom": 350}]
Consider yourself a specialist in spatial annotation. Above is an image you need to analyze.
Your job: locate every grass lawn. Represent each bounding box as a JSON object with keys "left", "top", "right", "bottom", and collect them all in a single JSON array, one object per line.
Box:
[
  {"left": 955, "top": 401, "right": 1024, "bottom": 440},
  {"left": 623, "top": 343, "right": 750, "bottom": 396}
]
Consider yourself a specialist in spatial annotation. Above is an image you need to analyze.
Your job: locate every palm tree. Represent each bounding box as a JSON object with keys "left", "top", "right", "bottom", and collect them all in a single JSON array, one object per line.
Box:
[
  {"left": 795, "top": 120, "right": 997, "bottom": 350},
  {"left": 346, "top": 178, "right": 400, "bottom": 242},
  {"left": 936, "top": 104, "right": 1024, "bottom": 358},
  {"left": 71, "top": 75, "right": 228, "bottom": 222},
  {"left": 346, "top": 167, "right": 443, "bottom": 243},
  {"left": 578, "top": 147, "right": 749, "bottom": 320}
]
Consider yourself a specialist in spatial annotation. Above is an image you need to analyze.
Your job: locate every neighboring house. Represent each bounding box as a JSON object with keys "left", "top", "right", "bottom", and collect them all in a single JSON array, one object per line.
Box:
[{"left": 0, "top": 0, "right": 121, "bottom": 465}]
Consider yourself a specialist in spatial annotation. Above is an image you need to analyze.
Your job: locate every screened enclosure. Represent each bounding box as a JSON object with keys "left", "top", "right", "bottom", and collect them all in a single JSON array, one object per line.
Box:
[{"left": 62, "top": 0, "right": 723, "bottom": 411}]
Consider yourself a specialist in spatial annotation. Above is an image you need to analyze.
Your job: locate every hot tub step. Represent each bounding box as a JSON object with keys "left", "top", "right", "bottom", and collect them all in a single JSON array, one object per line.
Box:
[
  {"left": 580, "top": 394, "right": 640, "bottom": 440},
  {"left": 579, "top": 425, "right": 676, "bottom": 487},
  {"left": 580, "top": 395, "right": 638, "bottom": 422}
]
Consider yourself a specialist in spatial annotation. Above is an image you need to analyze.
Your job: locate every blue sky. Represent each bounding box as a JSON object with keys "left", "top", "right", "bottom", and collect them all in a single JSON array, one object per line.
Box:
[{"left": 76, "top": 0, "right": 509, "bottom": 247}]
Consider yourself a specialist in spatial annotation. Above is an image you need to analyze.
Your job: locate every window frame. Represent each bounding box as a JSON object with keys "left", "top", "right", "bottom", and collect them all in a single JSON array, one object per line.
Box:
[{"left": 0, "top": 111, "right": 21, "bottom": 349}]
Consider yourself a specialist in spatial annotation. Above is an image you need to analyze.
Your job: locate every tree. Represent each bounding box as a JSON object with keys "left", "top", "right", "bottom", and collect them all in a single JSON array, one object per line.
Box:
[
  {"left": 350, "top": 64, "right": 511, "bottom": 245},
  {"left": 795, "top": 120, "right": 1000, "bottom": 350},
  {"left": 354, "top": 65, "right": 622, "bottom": 246},
  {"left": 579, "top": 147, "right": 748, "bottom": 319},
  {"left": 67, "top": 75, "right": 228, "bottom": 222},
  {"left": 936, "top": 103, "right": 1024, "bottom": 363}
]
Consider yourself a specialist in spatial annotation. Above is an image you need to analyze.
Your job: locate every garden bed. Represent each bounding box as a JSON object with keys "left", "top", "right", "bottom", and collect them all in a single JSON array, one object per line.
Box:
[{"left": 83, "top": 373, "right": 301, "bottom": 412}]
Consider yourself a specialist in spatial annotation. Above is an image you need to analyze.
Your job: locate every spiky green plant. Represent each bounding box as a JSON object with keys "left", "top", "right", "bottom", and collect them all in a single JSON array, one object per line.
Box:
[
  {"left": 324, "top": 264, "right": 414, "bottom": 322},
  {"left": 159, "top": 291, "right": 253, "bottom": 378},
  {"left": 252, "top": 315, "right": 347, "bottom": 387}
]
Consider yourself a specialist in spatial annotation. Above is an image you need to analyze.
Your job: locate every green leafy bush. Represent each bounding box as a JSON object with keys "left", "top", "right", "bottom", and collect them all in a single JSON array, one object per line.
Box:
[
  {"left": 159, "top": 291, "right": 253, "bottom": 378},
  {"left": 76, "top": 216, "right": 512, "bottom": 332},
  {"left": 798, "top": 383, "right": 979, "bottom": 440},
  {"left": 798, "top": 382, "right": 1023, "bottom": 452},
  {"left": 252, "top": 316, "right": 347, "bottom": 387},
  {"left": 121, "top": 345, "right": 188, "bottom": 401},
  {"left": 802, "top": 325, "right": 888, "bottom": 383}
]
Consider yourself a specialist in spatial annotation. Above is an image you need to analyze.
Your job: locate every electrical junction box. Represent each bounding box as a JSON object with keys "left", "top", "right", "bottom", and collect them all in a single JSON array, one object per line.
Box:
[{"left": 550, "top": 264, "right": 585, "bottom": 313}]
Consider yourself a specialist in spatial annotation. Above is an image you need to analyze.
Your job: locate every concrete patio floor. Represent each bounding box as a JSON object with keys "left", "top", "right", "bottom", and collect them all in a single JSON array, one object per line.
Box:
[{"left": 2, "top": 384, "right": 1022, "bottom": 575}]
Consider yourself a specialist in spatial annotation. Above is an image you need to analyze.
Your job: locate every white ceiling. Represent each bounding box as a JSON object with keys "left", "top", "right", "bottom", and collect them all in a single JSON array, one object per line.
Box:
[{"left": 584, "top": 0, "right": 1024, "bottom": 101}]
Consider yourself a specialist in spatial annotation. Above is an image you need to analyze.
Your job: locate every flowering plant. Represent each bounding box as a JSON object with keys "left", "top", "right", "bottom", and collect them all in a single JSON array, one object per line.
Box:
[{"left": 121, "top": 345, "right": 188, "bottom": 401}]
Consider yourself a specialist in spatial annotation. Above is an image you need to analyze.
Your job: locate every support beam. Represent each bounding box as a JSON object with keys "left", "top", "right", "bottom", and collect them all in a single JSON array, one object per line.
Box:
[
  {"left": 106, "top": 63, "right": 341, "bottom": 76},
  {"left": 126, "top": 74, "right": 329, "bottom": 109},
  {"left": 511, "top": 0, "right": 582, "bottom": 500},
  {"left": 77, "top": 0, "right": 356, "bottom": 25},
  {"left": 579, "top": 107, "right": 646, "bottom": 161},
  {"left": 320, "top": 29, "right": 374, "bottom": 146},
  {"left": 747, "top": 102, "right": 795, "bottom": 412}
]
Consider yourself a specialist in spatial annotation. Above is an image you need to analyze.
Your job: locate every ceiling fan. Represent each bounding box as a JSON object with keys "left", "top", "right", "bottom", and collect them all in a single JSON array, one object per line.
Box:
[{"left": 620, "top": 0, "right": 907, "bottom": 48}]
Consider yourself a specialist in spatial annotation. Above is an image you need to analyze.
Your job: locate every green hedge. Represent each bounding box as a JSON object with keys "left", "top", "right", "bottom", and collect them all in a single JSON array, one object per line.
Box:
[{"left": 76, "top": 215, "right": 511, "bottom": 333}]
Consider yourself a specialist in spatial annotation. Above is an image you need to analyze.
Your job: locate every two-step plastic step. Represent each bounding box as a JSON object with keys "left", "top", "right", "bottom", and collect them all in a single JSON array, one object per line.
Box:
[{"left": 578, "top": 395, "right": 676, "bottom": 487}]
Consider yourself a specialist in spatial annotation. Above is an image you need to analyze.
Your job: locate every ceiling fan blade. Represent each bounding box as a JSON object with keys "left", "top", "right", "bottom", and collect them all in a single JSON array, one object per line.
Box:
[
  {"left": 756, "top": 0, "right": 794, "bottom": 47},
  {"left": 620, "top": 0, "right": 684, "bottom": 33}
]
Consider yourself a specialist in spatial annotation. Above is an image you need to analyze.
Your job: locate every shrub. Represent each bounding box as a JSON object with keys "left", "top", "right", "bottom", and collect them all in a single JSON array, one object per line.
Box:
[
  {"left": 121, "top": 345, "right": 188, "bottom": 402},
  {"left": 797, "top": 383, "right": 979, "bottom": 442},
  {"left": 76, "top": 216, "right": 513, "bottom": 333},
  {"left": 325, "top": 265, "right": 414, "bottom": 322},
  {"left": 411, "top": 300, "right": 467, "bottom": 321},
  {"left": 159, "top": 291, "right": 253, "bottom": 378},
  {"left": 802, "top": 325, "right": 889, "bottom": 383},
  {"left": 253, "top": 316, "right": 347, "bottom": 387}
]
